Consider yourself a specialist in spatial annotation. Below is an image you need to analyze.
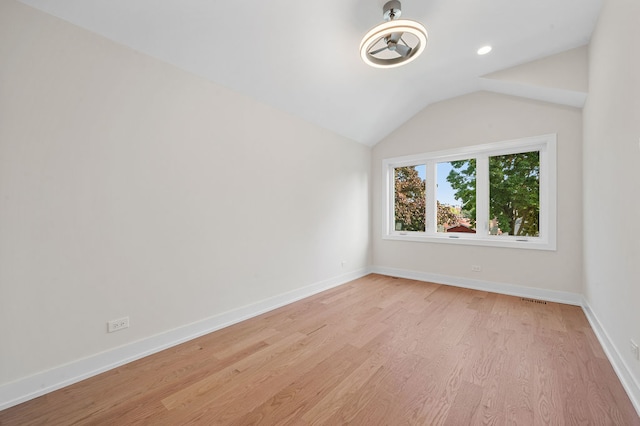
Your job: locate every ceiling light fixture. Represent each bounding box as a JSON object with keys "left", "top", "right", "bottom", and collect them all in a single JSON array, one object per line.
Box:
[
  {"left": 360, "top": 1, "right": 427, "bottom": 69},
  {"left": 477, "top": 45, "right": 492, "bottom": 55}
]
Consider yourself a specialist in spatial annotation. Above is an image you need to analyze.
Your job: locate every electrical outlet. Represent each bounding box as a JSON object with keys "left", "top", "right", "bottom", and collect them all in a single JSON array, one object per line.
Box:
[
  {"left": 471, "top": 265, "right": 481, "bottom": 272},
  {"left": 107, "top": 316, "right": 129, "bottom": 333},
  {"left": 631, "top": 340, "right": 639, "bottom": 360},
  {"left": 341, "top": 260, "right": 347, "bottom": 268}
]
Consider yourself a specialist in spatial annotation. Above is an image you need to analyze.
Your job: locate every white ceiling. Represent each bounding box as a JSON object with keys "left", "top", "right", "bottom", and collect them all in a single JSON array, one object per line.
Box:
[{"left": 18, "top": 0, "right": 602, "bottom": 145}]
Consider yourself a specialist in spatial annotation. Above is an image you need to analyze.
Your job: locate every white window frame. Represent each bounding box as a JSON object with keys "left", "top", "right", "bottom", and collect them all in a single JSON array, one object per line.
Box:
[{"left": 382, "top": 134, "right": 557, "bottom": 250}]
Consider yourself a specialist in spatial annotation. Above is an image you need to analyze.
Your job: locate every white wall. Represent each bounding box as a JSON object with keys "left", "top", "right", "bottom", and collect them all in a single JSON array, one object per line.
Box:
[
  {"left": 482, "top": 45, "right": 589, "bottom": 93},
  {"left": 583, "top": 0, "right": 640, "bottom": 405},
  {"left": 372, "top": 91, "right": 583, "bottom": 294},
  {"left": 0, "top": 1, "right": 370, "bottom": 388},
  {"left": 2, "top": 0, "right": 638, "bottom": 414}
]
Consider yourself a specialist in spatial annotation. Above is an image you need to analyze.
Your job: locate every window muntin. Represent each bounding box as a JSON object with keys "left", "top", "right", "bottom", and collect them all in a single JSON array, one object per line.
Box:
[{"left": 382, "top": 134, "right": 556, "bottom": 250}]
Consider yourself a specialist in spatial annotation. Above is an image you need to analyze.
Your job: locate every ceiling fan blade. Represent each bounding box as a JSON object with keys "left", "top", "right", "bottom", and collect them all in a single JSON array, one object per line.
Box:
[
  {"left": 369, "top": 46, "right": 388, "bottom": 55},
  {"left": 395, "top": 44, "right": 412, "bottom": 57},
  {"left": 389, "top": 32, "right": 403, "bottom": 44}
]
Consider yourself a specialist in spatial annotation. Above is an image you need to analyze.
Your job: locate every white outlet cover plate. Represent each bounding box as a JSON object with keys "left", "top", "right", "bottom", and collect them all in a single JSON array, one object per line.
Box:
[{"left": 107, "top": 317, "right": 130, "bottom": 333}]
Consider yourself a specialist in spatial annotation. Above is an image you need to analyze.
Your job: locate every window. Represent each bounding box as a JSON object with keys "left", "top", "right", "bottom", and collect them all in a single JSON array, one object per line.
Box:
[
  {"left": 383, "top": 134, "right": 556, "bottom": 250},
  {"left": 394, "top": 165, "right": 426, "bottom": 232},
  {"left": 437, "top": 159, "right": 476, "bottom": 233},
  {"left": 489, "top": 151, "right": 540, "bottom": 237}
]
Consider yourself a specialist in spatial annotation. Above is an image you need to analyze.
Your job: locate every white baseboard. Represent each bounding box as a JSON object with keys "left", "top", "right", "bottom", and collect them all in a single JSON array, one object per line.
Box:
[
  {"left": 370, "top": 266, "right": 583, "bottom": 305},
  {"left": 0, "top": 268, "right": 370, "bottom": 411},
  {"left": 4, "top": 267, "right": 638, "bottom": 419},
  {"left": 582, "top": 299, "right": 640, "bottom": 417}
]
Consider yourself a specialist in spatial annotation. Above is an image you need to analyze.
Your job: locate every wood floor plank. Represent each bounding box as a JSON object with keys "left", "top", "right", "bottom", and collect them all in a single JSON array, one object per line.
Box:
[
  {"left": 160, "top": 331, "right": 308, "bottom": 410},
  {"left": 300, "top": 347, "right": 391, "bottom": 424},
  {"left": 1, "top": 274, "right": 638, "bottom": 425},
  {"left": 503, "top": 321, "right": 536, "bottom": 425},
  {"left": 229, "top": 343, "right": 361, "bottom": 425},
  {"left": 442, "top": 381, "right": 483, "bottom": 426}
]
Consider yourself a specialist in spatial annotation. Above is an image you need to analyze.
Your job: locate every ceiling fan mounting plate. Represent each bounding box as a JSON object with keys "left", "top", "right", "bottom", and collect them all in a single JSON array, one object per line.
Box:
[{"left": 383, "top": 0, "right": 402, "bottom": 21}]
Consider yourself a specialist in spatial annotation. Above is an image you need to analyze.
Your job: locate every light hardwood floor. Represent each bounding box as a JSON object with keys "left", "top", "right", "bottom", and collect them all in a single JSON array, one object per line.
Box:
[{"left": 1, "top": 274, "right": 638, "bottom": 425}]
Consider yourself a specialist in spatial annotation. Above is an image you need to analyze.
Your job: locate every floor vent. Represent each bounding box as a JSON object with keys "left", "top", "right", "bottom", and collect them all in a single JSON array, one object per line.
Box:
[{"left": 521, "top": 297, "right": 547, "bottom": 305}]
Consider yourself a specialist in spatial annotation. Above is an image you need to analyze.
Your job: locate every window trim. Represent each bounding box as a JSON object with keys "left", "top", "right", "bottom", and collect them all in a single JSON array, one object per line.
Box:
[{"left": 382, "top": 134, "right": 557, "bottom": 250}]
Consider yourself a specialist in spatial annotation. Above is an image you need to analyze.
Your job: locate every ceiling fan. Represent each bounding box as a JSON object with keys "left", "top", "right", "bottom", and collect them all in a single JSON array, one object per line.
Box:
[{"left": 360, "top": 1, "right": 428, "bottom": 68}]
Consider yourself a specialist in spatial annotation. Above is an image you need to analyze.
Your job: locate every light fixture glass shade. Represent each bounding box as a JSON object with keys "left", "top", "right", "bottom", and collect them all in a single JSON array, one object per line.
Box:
[{"left": 360, "top": 19, "right": 427, "bottom": 68}]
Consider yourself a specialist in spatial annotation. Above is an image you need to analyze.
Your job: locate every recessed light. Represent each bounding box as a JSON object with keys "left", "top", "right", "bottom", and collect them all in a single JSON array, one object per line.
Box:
[{"left": 477, "top": 45, "right": 492, "bottom": 55}]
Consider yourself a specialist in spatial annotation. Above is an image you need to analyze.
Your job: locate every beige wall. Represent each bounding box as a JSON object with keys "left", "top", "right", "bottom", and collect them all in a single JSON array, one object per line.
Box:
[
  {"left": 0, "top": 1, "right": 371, "bottom": 385},
  {"left": 372, "top": 91, "right": 583, "bottom": 293},
  {"left": 583, "top": 0, "right": 640, "bottom": 400}
]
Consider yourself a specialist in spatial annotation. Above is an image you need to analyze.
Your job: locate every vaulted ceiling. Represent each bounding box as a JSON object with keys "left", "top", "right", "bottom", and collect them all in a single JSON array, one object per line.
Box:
[{"left": 18, "top": 0, "right": 602, "bottom": 145}]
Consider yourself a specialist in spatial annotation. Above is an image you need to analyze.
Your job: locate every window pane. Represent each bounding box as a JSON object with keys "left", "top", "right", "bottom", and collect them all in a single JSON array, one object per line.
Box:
[
  {"left": 438, "top": 160, "right": 476, "bottom": 233},
  {"left": 489, "top": 151, "right": 540, "bottom": 236},
  {"left": 394, "top": 165, "right": 425, "bottom": 232}
]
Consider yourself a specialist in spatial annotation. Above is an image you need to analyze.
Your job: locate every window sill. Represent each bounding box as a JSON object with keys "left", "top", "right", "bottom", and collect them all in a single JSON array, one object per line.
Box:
[{"left": 383, "top": 232, "right": 556, "bottom": 251}]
